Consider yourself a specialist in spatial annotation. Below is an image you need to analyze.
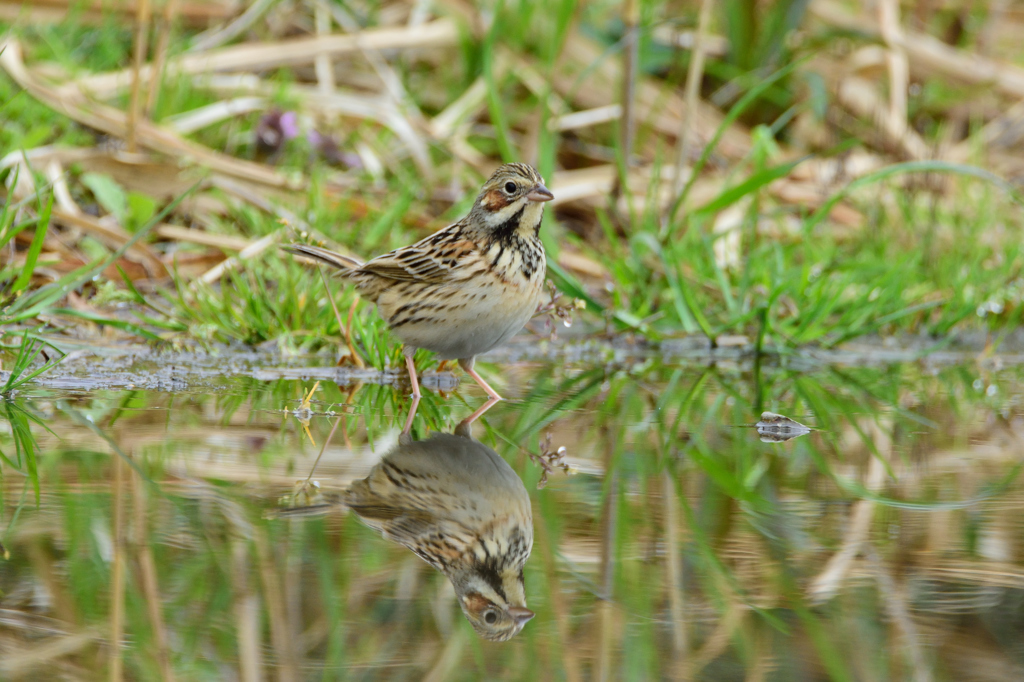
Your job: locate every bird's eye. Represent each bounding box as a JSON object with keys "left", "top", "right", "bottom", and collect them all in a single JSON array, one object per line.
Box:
[
  {"left": 504, "top": 181, "right": 517, "bottom": 194},
  {"left": 484, "top": 610, "right": 498, "bottom": 625}
]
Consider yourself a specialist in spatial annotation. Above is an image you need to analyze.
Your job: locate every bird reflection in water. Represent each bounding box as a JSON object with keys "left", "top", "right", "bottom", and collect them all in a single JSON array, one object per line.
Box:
[{"left": 277, "top": 397, "right": 535, "bottom": 641}]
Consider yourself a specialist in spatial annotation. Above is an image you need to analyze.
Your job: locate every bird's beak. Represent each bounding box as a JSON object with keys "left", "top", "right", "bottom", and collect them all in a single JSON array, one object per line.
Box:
[
  {"left": 526, "top": 184, "right": 554, "bottom": 202},
  {"left": 507, "top": 607, "right": 536, "bottom": 626}
]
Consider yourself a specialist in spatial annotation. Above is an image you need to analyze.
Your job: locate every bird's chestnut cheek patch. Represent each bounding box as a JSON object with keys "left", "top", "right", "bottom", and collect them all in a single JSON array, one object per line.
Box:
[
  {"left": 481, "top": 189, "right": 511, "bottom": 212},
  {"left": 461, "top": 592, "right": 491, "bottom": 613}
]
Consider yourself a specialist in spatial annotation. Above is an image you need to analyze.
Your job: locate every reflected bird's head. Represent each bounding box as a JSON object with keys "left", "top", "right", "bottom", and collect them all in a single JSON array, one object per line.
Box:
[{"left": 344, "top": 422, "right": 535, "bottom": 641}]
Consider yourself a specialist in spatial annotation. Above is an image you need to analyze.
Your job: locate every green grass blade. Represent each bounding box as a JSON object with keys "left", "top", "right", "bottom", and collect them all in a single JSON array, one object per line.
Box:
[
  {"left": 691, "top": 158, "right": 806, "bottom": 219},
  {"left": 6, "top": 180, "right": 200, "bottom": 320},
  {"left": 666, "top": 58, "right": 805, "bottom": 229},
  {"left": 804, "top": 160, "right": 1024, "bottom": 234},
  {"left": 10, "top": 192, "right": 52, "bottom": 294}
]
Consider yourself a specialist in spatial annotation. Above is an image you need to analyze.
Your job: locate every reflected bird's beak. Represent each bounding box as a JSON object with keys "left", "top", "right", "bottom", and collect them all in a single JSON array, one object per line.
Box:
[
  {"left": 507, "top": 606, "right": 536, "bottom": 626},
  {"left": 526, "top": 185, "right": 554, "bottom": 202}
]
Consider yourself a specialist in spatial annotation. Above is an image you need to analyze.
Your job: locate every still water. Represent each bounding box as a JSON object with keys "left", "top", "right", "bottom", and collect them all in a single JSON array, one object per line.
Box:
[{"left": 1, "top": 350, "right": 1023, "bottom": 680}]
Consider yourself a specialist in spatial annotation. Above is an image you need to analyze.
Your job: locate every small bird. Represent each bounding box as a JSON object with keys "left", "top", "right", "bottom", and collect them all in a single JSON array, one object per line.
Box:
[
  {"left": 284, "top": 163, "right": 554, "bottom": 400},
  {"left": 275, "top": 419, "right": 535, "bottom": 641}
]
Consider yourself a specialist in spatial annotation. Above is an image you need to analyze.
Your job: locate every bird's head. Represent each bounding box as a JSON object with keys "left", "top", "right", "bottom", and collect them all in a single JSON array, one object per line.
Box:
[
  {"left": 454, "top": 566, "right": 535, "bottom": 641},
  {"left": 469, "top": 163, "right": 553, "bottom": 239}
]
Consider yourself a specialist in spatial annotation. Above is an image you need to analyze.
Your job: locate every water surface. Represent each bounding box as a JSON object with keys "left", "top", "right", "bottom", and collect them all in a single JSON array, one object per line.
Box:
[{"left": 2, "top": 351, "right": 1023, "bottom": 680}]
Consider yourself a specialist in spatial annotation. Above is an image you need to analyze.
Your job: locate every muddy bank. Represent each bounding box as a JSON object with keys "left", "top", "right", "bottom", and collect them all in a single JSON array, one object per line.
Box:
[{"left": 7, "top": 327, "right": 1024, "bottom": 394}]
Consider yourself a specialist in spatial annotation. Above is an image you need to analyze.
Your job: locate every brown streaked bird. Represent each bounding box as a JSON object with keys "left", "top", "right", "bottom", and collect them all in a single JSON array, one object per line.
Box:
[
  {"left": 284, "top": 163, "right": 553, "bottom": 400},
  {"left": 276, "top": 419, "right": 536, "bottom": 641}
]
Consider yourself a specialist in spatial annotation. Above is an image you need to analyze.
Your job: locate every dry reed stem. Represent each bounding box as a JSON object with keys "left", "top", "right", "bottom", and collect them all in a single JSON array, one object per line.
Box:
[
  {"left": 232, "top": 539, "right": 265, "bottom": 682},
  {"left": 64, "top": 19, "right": 458, "bottom": 99},
  {"left": 320, "top": 0, "right": 433, "bottom": 179},
  {"left": 317, "top": 266, "right": 365, "bottom": 367},
  {"left": 837, "top": 76, "right": 929, "bottom": 159},
  {"left": 44, "top": 159, "right": 81, "bottom": 217},
  {"left": 145, "top": 0, "right": 177, "bottom": 116},
  {"left": 127, "top": 0, "right": 152, "bottom": 153},
  {"left": 0, "top": 0, "right": 230, "bottom": 27},
  {"left": 132, "top": 472, "right": 176, "bottom": 682},
  {"left": 25, "top": 542, "right": 79, "bottom": 625},
  {"left": 671, "top": 0, "right": 714, "bottom": 203},
  {"left": 554, "top": 29, "right": 752, "bottom": 160},
  {"left": 191, "top": 174, "right": 320, "bottom": 286},
  {"left": 948, "top": 98, "right": 1024, "bottom": 162},
  {"left": 811, "top": 0, "right": 1024, "bottom": 99},
  {"left": 865, "top": 545, "right": 933, "bottom": 682},
  {"left": 195, "top": 74, "right": 432, "bottom": 176},
  {"left": 617, "top": 0, "right": 640, "bottom": 189},
  {"left": 153, "top": 224, "right": 251, "bottom": 250},
  {"left": 596, "top": 425, "right": 619, "bottom": 682},
  {"left": 689, "top": 600, "right": 743, "bottom": 677},
  {"left": 650, "top": 26, "right": 729, "bottom": 58},
  {"left": 254, "top": 527, "right": 299, "bottom": 682},
  {"left": 0, "top": 41, "right": 296, "bottom": 189},
  {"left": 430, "top": 76, "right": 489, "bottom": 139},
  {"left": 422, "top": 628, "right": 467, "bottom": 682},
  {"left": 977, "top": 0, "right": 1009, "bottom": 57},
  {"left": 108, "top": 454, "right": 127, "bottom": 682},
  {"left": 196, "top": 231, "right": 279, "bottom": 285},
  {"left": 188, "top": 0, "right": 276, "bottom": 53},
  {"left": 878, "top": 0, "right": 909, "bottom": 142},
  {"left": 164, "top": 97, "right": 271, "bottom": 135},
  {"left": 662, "top": 469, "right": 689, "bottom": 681},
  {"left": 549, "top": 104, "right": 621, "bottom": 132},
  {"left": 5, "top": 150, "right": 167, "bottom": 275},
  {"left": 282, "top": 521, "right": 303, "bottom": 681},
  {"left": 534, "top": 515, "right": 582, "bottom": 682},
  {"left": 808, "top": 418, "right": 891, "bottom": 602},
  {"left": 0, "top": 630, "right": 99, "bottom": 678},
  {"left": 312, "top": 0, "right": 336, "bottom": 95},
  {"left": 51, "top": 208, "right": 169, "bottom": 277}
]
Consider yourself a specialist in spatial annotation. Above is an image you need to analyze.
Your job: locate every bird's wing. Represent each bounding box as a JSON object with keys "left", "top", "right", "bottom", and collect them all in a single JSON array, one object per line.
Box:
[{"left": 357, "top": 225, "right": 478, "bottom": 284}]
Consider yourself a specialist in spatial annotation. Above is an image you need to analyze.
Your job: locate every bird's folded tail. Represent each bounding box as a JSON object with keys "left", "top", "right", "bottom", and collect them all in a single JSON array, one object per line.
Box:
[
  {"left": 282, "top": 244, "right": 364, "bottom": 272},
  {"left": 263, "top": 501, "right": 340, "bottom": 519}
]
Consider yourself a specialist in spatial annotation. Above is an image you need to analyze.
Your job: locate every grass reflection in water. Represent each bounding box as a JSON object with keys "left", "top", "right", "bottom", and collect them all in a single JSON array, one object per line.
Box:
[{"left": 1, "top": 356, "right": 1023, "bottom": 680}]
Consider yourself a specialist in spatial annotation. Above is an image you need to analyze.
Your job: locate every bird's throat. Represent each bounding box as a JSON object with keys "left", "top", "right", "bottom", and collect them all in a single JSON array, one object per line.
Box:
[{"left": 488, "top": 201, "right": 543, "bottom": 245}]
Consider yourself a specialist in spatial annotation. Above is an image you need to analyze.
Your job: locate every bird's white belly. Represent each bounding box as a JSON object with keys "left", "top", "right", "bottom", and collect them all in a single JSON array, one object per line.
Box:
[{"left": 383, "top": 279, "right": 541, "bottom": 360}]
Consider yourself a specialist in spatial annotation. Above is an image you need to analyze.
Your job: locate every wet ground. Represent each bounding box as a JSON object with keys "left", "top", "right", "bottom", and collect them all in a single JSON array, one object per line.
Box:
[{"left": 2, "top": 345, "right": 1024, "bottom": 680}]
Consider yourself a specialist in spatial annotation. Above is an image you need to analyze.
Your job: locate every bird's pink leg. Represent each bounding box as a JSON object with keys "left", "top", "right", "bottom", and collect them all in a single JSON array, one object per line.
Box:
[
  {"left": 402, "top": 396, "right": 421, "bottom": 435},
  {"left": 458, "top": 357, "right": 502, "bottom": 401},
  {"left": 403, "top": 347, "right": 421, "bottom": 398},
  {"left": 458, "top": 397, "right": 500, "bottom": 430}
]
